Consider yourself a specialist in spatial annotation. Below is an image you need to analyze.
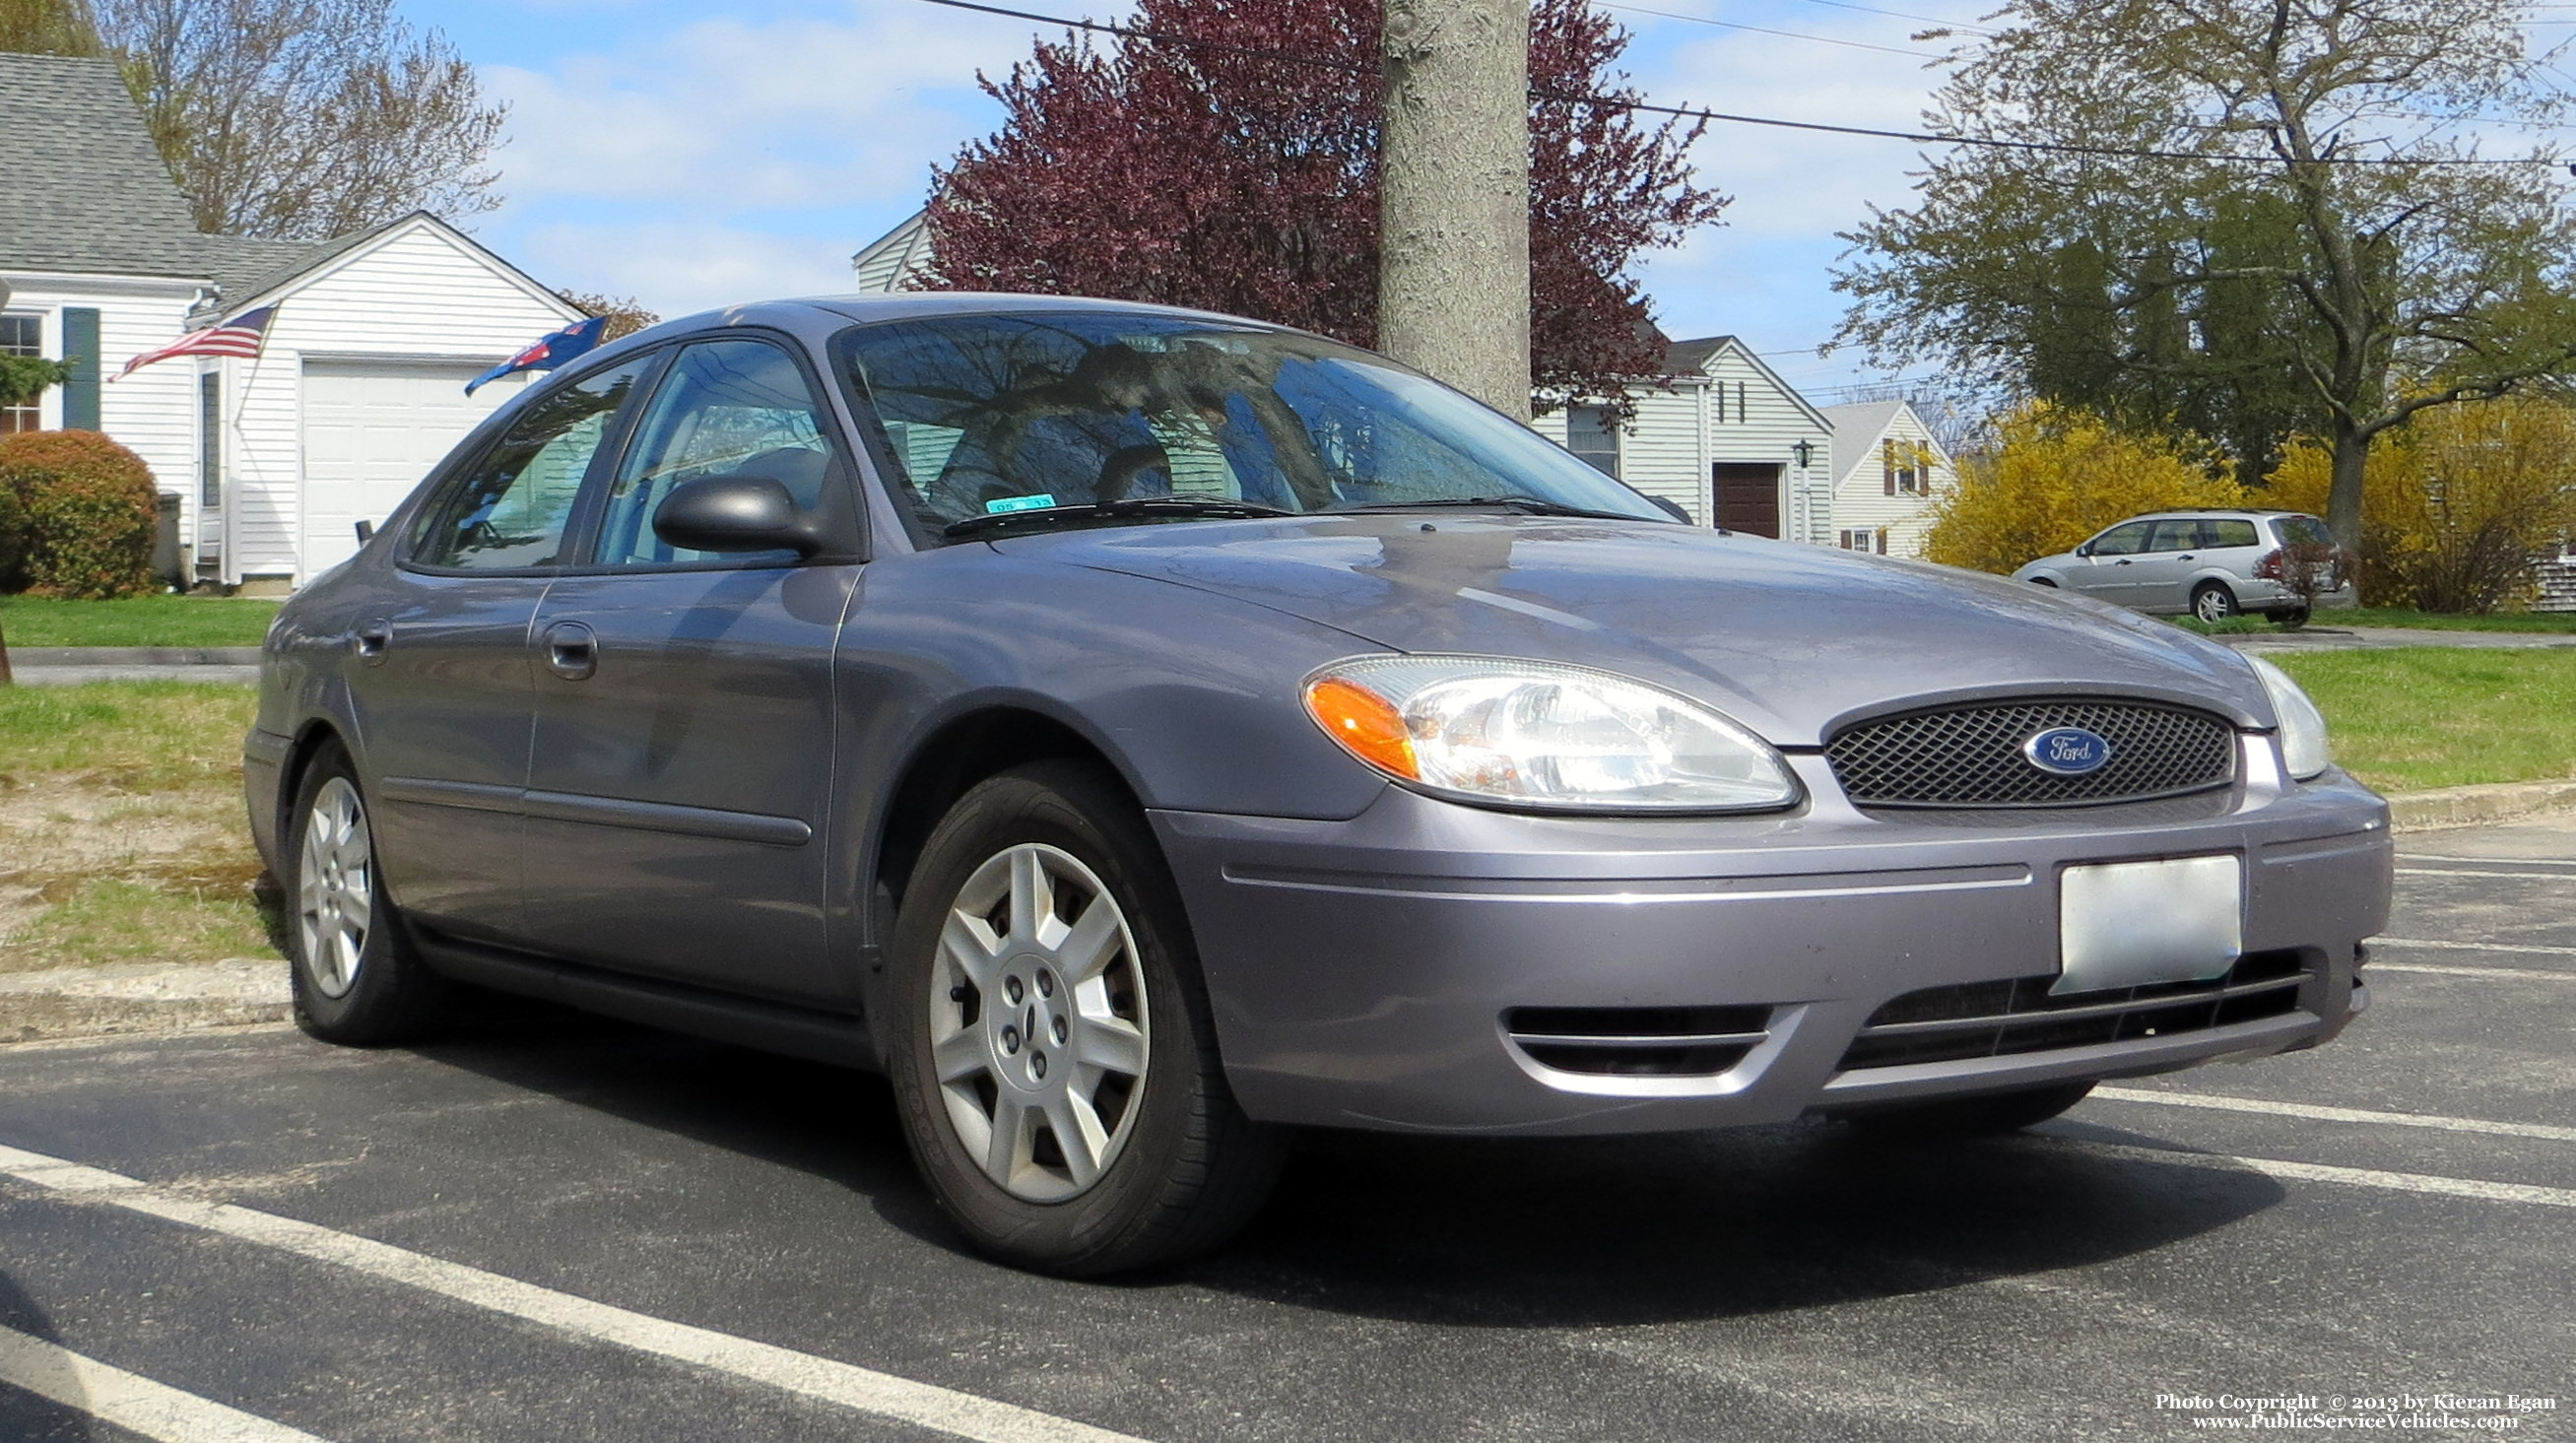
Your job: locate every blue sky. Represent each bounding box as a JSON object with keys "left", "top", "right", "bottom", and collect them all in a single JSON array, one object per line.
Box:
[{"left": 422, "top": 0, "right": 2558, "bottom": 401}]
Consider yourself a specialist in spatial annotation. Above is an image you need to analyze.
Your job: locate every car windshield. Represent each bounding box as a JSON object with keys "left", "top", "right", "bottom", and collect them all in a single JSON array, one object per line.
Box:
[{"left": 832, "top": 313, "right": 1669, "bottom": 543}]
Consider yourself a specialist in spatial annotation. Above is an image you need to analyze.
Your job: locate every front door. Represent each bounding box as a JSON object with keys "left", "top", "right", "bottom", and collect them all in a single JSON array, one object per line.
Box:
[
  {"left": 1712, "top": 462, "right": 1781, "bottom": 538},
  {"left": 348, "top": 357, "right": 650, "bottom": 942},
  {"left": 519, "top": 337, "right": 860, "bottom": 1005},
  {"left": 2067, "top": 519, "right": 2153, "bottom": 604}
]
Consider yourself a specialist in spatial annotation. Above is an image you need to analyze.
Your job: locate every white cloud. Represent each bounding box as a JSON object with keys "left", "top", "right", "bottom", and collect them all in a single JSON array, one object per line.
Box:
[{"left": 476, "top": 2, "right": 1075, "bottom": 314}]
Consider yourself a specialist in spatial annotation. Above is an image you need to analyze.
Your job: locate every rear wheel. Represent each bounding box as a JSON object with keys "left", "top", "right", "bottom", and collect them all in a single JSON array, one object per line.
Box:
[
  {"left": 288, "top": 743, "right": 447, "bottom": 1045},
  {"left": 1838, "top": 1081, "right": 2096, "bottom": 1137},
  {"left": 2269, "top": 604, "right": 2312, "bottom": 629},
  {"left": 2191, "top": 581, "right": 2239, "bottom": 623},
  {"left": 886, "top": 761, "right": 1285, "bottom": 1275}
]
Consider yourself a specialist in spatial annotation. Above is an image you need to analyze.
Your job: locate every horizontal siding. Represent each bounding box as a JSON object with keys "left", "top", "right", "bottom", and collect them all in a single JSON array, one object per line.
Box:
[
  {"left": 231, "top": 224, "right": 577, "bottom": 579},
  {"left": 3, "top": 279, "right": 201, "bottom": 544},
  {"left": 1698, "top": 347, "right": 1833, "bottom": 544},
  {"left": 1828, "top": 409, "right": 1953, "bottom": 558}
]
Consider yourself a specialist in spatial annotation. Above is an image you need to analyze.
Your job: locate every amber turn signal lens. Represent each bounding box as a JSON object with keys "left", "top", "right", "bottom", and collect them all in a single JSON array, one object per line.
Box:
[{"left": 1304, "top": 676, "right": 1420, "bottom": 780}]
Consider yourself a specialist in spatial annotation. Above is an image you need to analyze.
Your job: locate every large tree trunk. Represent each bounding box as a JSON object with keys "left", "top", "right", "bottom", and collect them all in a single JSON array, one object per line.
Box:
[
  {"left": 1380, "top": 0, "right": 1531, "bottom": 421},
  {"left": 2326, "top": 422, "right": 2368, "bottom": 559}
]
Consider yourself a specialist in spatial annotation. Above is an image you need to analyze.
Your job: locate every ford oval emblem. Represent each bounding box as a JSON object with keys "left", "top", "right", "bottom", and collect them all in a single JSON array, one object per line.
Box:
[{"left": 2023, "top": 726, "right": 2113, "bottom": 775}]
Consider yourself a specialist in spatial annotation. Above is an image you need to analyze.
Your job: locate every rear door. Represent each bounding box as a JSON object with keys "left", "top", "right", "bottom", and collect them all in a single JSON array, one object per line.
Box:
[
  {"left": 517, "top": 336, "right": 862, "bottom": 1005},
  {"left": 349, "top": 357, "right": 654, "bottom": 942},
  {"left": 2123, "top": 518, "right": 2208, "bottom": 612}
]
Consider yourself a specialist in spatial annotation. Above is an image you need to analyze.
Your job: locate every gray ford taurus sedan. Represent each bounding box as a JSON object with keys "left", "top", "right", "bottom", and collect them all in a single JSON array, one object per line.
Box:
[{"left": 246, "top": 295, "right": 2393, "bottom": 1274}]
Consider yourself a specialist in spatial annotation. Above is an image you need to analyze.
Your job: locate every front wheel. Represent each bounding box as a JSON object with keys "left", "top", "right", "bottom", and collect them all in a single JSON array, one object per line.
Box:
[
  {"left": 886, "top": 761, "right": 1285, "bottom": 1275},
  {"left": 2191, "top": 581, "right": 2240, "bottom": 623},
  {"left": 287, "top": 743, "right": 447, "bottom": 1045}
]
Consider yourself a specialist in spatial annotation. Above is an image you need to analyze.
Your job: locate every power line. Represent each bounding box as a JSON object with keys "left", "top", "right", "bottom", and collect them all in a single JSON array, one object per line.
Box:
[
  {"left": 1591, "top": 3, "right": 1938, "bottom": 56},
  {"left": 913, "top": 0, "right": 2563, "bottom": 166}
]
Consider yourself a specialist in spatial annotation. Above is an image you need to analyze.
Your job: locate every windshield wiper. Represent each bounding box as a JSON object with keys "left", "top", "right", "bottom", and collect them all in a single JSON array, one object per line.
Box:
[
  {"left": 1327, "top": 495, "right": 1653, "bottom": 523},
  {"left": 942, "top": 496, "right": 1295, "bottom": 540}
]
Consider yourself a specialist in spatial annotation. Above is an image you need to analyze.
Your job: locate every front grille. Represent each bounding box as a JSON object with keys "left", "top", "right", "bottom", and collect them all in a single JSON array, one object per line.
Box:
[
  {"left": 1825, "top": 698, "right": 2237, "bottom": 809},
  {"left": 1504, "top": 1005, "right": 1771, "bottom": 1078},
  {"left": 1836, "top": 949, "right": 2314, "bottom": 1072}
]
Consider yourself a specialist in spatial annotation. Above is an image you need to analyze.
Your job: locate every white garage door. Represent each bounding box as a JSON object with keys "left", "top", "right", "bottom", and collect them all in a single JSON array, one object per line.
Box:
[{"left": 300, "top": 360, "right": 525, "bottom": 580}]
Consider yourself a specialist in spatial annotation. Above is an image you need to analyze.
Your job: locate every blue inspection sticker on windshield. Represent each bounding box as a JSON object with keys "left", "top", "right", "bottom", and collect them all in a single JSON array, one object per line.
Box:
[{"left": 985, "top": 493, "right": 1058, "bottom": 514}]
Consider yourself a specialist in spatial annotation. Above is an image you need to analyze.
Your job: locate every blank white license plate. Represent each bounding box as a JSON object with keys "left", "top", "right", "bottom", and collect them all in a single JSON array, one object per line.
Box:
[{"left": 2056, "top": 855, "right": 2243, "bottom": 996}]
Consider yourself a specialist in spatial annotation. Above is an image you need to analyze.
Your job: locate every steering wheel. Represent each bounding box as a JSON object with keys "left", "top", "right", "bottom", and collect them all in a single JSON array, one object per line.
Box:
[{"left": 1094, "top": 442, "right": 1173, "bottom": 504}]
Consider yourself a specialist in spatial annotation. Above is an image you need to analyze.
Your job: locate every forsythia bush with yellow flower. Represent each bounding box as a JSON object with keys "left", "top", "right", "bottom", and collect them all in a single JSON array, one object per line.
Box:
[
  {"left": 1922, "top": 403, "right": 2244, "bottom": 575},
  {"left": 2266, "top": 397, "right": 2576, "bottom": 613}
]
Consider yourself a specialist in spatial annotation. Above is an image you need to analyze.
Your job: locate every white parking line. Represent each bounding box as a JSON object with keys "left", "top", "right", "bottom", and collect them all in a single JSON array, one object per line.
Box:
[
  {"left": 2091, "top": 1086, "right": 2576, "bottom": 1142},
  {"left": 0, "top": 1144, "right": 1149, "bottom": 1443},
  {"left": 2367, "top": 962, "right": 2575, "bottom": 982},
  {"left": 2397, "top": 855, "right": 2576, "bottom": 869},
  {"left": 2395, "top": 868, "right": 2576, "bottom": 881},
  {"left": 2375, "top": 937, "right": 2576, "bottom": 957},
  {"left": 2059, "top": 1141, "right": 2576, "bottom": 1209},
  {"left": 0, "top": 1324, "right": 331, "bottom": 1443}
]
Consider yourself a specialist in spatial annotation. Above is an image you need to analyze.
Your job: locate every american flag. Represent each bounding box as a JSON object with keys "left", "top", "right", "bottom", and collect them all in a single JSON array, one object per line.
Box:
[{"left": 114, "top": 306, "right": 279, "bottom": 380}]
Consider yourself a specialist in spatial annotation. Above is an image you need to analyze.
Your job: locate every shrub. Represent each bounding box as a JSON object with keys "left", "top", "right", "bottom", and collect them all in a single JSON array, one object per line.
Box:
[
  {"left": 0, "top": 430, "right": 163, "bottom": 599},
  {"left": 1921, "top": 403, "right": 2245, "bottom": 574},
  {"left": 2267, "top": 397, "right": 2576, "bottom": 613}
]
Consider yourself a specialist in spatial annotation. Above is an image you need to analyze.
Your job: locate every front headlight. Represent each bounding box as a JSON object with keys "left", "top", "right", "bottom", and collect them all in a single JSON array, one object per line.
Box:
[
  {"left": 1301, "top": 655, "right": 1801, "bottom": 813},
  {"left": 2246, "top": 654, "right": 2332, "bottom": 780}
]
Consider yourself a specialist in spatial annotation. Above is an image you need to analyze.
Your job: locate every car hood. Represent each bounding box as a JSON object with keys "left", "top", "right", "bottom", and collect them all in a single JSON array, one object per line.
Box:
[{"left": 992, "top": 515, "right": 2273, "bottom": 745}]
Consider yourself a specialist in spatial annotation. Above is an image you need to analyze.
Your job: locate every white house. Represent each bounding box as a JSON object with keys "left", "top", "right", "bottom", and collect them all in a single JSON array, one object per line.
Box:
[
  {"left": 1531, "top": 336, "right": 1835, "bottom": 541},
  {"left": 1, "top": 53, "right": 581, "bottom": 589},
  {"left": 1817, "top": 399, "right": 1956, "bottom": 558}
]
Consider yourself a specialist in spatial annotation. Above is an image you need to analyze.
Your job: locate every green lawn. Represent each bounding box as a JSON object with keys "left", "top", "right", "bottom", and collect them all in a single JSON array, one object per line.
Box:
[
  {"left": 0, "top": 682, "right": 277, "bottom": 975},
  {"left": 2328, "top": 606, "right": 2576, "bottom": 634},
  {"left": 0, "top": 594, "right": 280, "bottom": 648},
  {"left": 2273, "top": 647, "right": 2576, "bottom": 792}
]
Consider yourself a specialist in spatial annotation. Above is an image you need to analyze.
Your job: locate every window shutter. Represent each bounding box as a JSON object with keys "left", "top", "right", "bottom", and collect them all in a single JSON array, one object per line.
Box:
[
  {"left": 63, "top": 308, "right": 101, "bottom": 430},
  {"left": 1882, "top": 438, "right": 1896, "bottom": 495},
  {"left": 1877, "top": 527, "right": 1890, "bottom": 555}
]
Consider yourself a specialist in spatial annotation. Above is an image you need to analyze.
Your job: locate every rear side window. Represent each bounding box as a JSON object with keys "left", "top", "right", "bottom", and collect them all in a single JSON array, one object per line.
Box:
[
  {"left": 409, "top": 360, "right": 649, "bottom": 569},
  {"left": 592, "top": 339, "right": 838, "bottom": 568},
  {"left": 2145, "top": 519, "right": 2202, "bottom": 553},
  {"left": 2208, "top": 519, "right": 2260, "bottom": 548}
]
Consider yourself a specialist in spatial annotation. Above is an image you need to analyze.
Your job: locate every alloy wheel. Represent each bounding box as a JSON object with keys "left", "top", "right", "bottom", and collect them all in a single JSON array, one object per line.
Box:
[
  {"left": 928, "top": 842, "right": 1152, "bottom": 1203},
  {"left": 297, "top": 776, "right": 373, "bottom": 999}
]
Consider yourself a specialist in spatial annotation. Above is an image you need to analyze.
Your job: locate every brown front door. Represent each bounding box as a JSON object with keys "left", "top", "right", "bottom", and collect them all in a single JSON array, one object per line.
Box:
[{"left": 1712, "top": 463, "right": 1782, "bottom": 537}]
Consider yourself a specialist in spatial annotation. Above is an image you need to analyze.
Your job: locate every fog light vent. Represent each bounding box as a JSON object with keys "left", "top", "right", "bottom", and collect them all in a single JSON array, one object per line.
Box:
[{"left": 1503, "top": 1005, "right": 1771, "bottom": 1078}]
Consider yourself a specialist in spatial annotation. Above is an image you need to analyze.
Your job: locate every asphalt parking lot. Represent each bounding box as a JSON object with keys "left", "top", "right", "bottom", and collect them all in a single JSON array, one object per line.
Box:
[{"left": 2, "top": 819, "right": 2569, "bottom": 1442}]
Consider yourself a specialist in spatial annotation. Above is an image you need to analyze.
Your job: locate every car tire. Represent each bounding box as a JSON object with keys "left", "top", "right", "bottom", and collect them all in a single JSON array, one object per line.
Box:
[
  {"left": 1838, "top": 1081, "right": 2096, "bottom": 1137},
  {"left": 2270, "top": 604, "right": 2312, "bottom": 629},
  {"left": 2028, "top": 577, "right": 2058, "bottom": 588},
  {"left": 286, "top": 742, "right": 448, "bottom": 1046},
  {"left": 2191, "top": 581, "right": 2239, "bottom": 623},
  {"left": 886, "top": 760, "right": 1287, "bottom": 1276}
]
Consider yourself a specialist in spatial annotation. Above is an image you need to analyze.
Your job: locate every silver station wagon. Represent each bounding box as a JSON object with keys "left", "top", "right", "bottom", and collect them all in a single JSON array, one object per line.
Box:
[
  {"left": 2013, "top": 509, "right": 2359, "bottom": 623},
  {"left": 247, "top": 295, "right": 2394, "bottom": 1275}
]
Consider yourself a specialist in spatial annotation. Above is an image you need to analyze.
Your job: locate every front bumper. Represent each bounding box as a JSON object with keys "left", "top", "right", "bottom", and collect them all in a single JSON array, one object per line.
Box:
[{"left": 1156, "top": 738, "right": 2391, "bottom": 1135}]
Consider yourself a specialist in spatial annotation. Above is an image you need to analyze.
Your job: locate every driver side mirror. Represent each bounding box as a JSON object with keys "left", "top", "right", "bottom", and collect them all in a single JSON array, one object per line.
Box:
[
  {"left": 2075, "top": 542, "right": 2095, "bottom": 558},
  {"left": 652, "top": 474, "right": 829, "bottom": 558}
]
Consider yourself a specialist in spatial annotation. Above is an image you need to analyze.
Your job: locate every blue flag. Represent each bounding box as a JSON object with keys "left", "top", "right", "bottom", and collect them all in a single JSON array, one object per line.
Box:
[{"left": 465, "top": 315, "right": 610, "bottom": 396}]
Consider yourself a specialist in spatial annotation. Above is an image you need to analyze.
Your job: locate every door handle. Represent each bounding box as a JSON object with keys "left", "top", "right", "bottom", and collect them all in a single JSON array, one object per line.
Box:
[
  {"left": 2113, "top": 558, "right": 2133, "bottom": 565},
  {"left": 353, "top": 621, "right": 391, "bottom": 665},
  {"left": 543, "top": 620, "right": 598, "bottom": 680},
  {"left": 2177, "top": 554, "right": 2195, "bottom": 560}
]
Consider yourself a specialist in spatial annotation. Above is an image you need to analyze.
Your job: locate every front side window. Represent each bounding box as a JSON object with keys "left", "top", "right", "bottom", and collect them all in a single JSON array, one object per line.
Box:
[
  {"left": 2, "top": 313, "right": 41, "bottom": 433},
  {"left": 834, "top": 313, "right": 1666, "bottom": 542},
  {"left": 2090, "top": 521, "right": 2151, "bottom": 557},
  {"left": 409, "top": 358, "right": 648, "bottom": 569},
  {"left": 592, "top": 339, "right": 837, "bottom": 568}
]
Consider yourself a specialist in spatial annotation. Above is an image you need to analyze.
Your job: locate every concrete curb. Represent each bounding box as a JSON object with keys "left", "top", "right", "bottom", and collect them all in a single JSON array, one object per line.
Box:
[
  {"left": 10, "top": 646, "right": 263, "bottom": 666},
  {"left": 2385, "top": 779, "right": 2576, "bottom": 831},
  {"left": 0, "top": 958, "right": 290, "bottom": 1043}
]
